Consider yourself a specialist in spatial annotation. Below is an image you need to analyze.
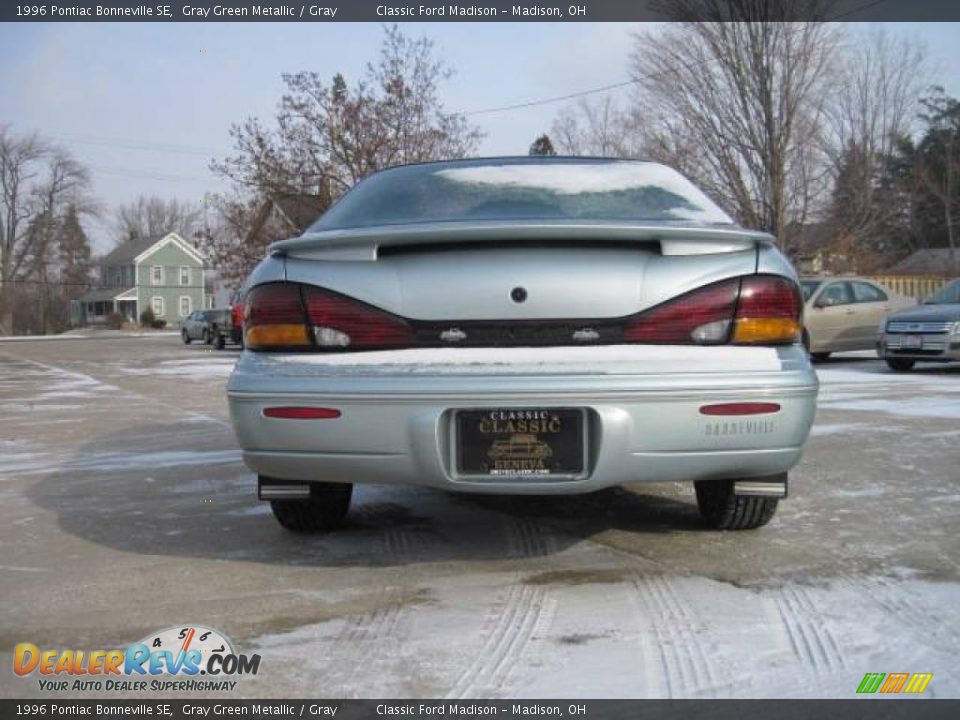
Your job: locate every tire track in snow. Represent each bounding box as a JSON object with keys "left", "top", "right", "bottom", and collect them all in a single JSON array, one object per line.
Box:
[
  {"left": 776, "top": 585, "right": 845, "bottom": 671},
  {"left": 631, "top": 572, "right": 718, "bottom": 697},
  {"left": 327, "top": 505, "right": 420, "bottom": 667},
  {"left": 446, "top": 517, "right": 555, "bottom": 698}
]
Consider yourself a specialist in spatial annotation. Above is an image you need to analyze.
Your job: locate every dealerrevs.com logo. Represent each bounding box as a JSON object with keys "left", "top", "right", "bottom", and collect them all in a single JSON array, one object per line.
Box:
[{"left": 14, "top": 625, "right": 261, "bottom": 693}]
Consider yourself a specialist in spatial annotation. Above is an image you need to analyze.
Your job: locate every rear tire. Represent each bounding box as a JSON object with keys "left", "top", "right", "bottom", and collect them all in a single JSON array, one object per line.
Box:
[
  {"left": 269, "top": 482, "right": 353, "bottom": 533},
  {"left": 886, "top": 358, "right": 915, "bottom": 372},
  {"left": 215, "top": 333, "right": 226, "bottom": 350},
  {"left": 181, "top": 330, "right": 191, "bottom": 344},
  {"left": 695, "top": 478, "right": 779, "bottom": 530},
  {"left": 202, "top": 329, "right": 211, "bottom": 344}
]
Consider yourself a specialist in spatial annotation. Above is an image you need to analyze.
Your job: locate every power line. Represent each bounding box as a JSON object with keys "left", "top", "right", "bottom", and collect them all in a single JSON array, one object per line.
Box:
[
  {"left": 461, "top": 78, "right": 644, "bottom": 116},
  {"left": 459, "top": 0, "right": 894, "bottom": 117}
]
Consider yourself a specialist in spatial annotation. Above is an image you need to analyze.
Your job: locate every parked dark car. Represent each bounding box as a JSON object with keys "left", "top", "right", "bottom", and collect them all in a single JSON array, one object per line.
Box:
[{"left": 878, "top": 278, "right": 960, "bottom": 370}]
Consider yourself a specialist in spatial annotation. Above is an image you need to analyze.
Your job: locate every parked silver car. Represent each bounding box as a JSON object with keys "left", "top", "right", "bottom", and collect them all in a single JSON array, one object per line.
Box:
[
  {"left": 878, "top": 278, "right": 960, "bottom": 371},
  {"left": 227, "top": 158, "right": 818, "bottom": 532}
]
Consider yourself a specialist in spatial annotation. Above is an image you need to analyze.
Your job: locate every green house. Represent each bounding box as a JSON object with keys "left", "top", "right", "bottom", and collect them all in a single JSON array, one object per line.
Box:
[{"left": 77, "top": 232, "right": 207, "bottom": 327}]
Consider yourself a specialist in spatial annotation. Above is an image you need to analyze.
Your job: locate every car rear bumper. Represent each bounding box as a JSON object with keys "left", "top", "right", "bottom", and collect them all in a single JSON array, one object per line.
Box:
[
  {"left": 878, "top": 333, "right": 960, "bottom": 362},
  {"left": 226, "top": 345, "right": 818, "bottom": 494}
]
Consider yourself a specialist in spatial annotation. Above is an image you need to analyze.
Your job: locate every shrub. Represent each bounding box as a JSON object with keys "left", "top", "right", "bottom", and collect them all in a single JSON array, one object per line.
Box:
[
  {"left": 152, "top": 319, "right": 167, "bottom": 329},
  {"left": 139, "top": 307, "right": 156, "bottom": 327},
  {"left": 105, "top": 312, "right": 125, "bottom": 330}
]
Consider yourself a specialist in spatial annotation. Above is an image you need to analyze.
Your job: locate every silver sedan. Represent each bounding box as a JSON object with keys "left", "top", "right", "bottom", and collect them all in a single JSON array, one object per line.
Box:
[{"left": 227, "top": 157, "right": 818, "bottom": 532}]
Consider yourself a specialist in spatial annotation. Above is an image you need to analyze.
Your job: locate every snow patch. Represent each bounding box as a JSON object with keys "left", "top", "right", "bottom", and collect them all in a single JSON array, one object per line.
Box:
[{"left": 264, "top": 345, "right": 783, "bottom": 375}]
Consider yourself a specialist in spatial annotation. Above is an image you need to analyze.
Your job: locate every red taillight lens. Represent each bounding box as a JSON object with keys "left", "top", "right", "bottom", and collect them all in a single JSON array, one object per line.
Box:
[
  {"left": 244, "top": 283, "right": 311, "bottom": 350},
  {"left": 733, "top": 276, "right": 802, "bottom": 344},
  {"left": 624, "top": 278, "right": 739, "bottom": 344},
  {"left": 303, "top": 286, "right": 415, "bottom": 350}
]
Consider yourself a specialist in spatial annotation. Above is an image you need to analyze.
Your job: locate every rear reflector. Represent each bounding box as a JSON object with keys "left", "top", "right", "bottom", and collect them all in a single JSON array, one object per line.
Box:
[
  {"left": 699, "top": 402, "right": 781, "bottom": 416},
  {"left": 262, "top": 407, "right": 342, "bottom": 419}
]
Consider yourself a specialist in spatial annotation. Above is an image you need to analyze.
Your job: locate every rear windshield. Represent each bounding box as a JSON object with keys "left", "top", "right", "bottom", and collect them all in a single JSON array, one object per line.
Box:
[{"left": 310, "top": 158, "right": 734, "bottom": 231}]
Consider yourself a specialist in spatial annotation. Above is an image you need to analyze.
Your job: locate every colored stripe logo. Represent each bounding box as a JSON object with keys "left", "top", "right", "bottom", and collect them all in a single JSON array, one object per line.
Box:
[{"left": 857, "top": 672, "right": 933, "bottom": 694}]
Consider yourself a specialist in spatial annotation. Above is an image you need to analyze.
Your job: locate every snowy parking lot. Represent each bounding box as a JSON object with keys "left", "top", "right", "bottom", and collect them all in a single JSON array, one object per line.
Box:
[{"left": 1, "top": 336, "right": 958, "bottom": 698}]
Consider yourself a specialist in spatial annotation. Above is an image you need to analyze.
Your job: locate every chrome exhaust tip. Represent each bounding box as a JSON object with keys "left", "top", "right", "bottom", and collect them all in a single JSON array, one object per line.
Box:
[
  {"left": 258, "top": 481, "right": 312, "bottom": 501},
  {"left": 733, "top": 479, "right": 788, "bottom": 498}
]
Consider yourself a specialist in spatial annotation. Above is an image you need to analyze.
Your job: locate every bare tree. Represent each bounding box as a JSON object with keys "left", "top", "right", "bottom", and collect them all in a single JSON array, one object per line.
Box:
[
  {"left": 823, "top": 28, "right": 929, "bottom": 261},
  {"left": 214, "top": 26, "right": 482, "bottom": 199},
  {"left": 209, "top": 25, "right": 482, "bottom": 284},
  {"left": 1, "top": 127, "right": 48, "bottom": 334},
  {"left": 629, "top": 2, "right": 840, "bottom": 248},
  {"left": 23, "top": 151, "right": 94, "bottom": 333},
  {"left": 113, "top": 195, "right": 202, "bottom": 245},
  {"left": 551, "top": 96, "right": 645, "bottom": 157}
]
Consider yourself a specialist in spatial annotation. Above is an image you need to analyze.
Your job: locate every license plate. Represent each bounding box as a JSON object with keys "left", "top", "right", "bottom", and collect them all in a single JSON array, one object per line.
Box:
[
  {"left": 455, "top": 408, "right": 584, "bottom": 477},
  {"left": 902, "top": 334, "right": 923, "bottom": 349}
]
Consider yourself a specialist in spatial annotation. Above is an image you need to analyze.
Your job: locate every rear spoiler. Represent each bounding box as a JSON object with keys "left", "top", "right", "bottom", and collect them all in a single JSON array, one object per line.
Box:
[{"left": 270, "top": 221, "right": 773, "bottom": 261}]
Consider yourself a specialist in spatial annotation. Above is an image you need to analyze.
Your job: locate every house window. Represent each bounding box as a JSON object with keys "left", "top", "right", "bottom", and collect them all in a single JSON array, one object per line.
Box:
[
  {"left": 179, "top": 296, "right": 191, "bottom": 318},
  {"left": 151, "top": 296, "right": 165, "bottom": 317},
  {"left": 151, "top": 265, "right": 163, "bottom": 286},
  {"left": 180, "top": 266, "right": 190, "bottom": 286}
]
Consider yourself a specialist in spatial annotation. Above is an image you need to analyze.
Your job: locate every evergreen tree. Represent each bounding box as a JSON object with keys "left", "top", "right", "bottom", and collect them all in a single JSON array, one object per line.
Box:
[
  {"left": 529, "top": 134, "right": 557, "bottom": 156},
  {"left": 56, "top": 205, "right": 92, "bottom": 330},
  {"left": 58, "top": 205, "right": 92, "bottom": 289}
]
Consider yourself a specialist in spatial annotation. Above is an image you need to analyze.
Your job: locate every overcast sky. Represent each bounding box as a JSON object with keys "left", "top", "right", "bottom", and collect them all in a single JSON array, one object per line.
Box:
[{"left": 1, "top": 21, "right": 958, "bottom": 253}]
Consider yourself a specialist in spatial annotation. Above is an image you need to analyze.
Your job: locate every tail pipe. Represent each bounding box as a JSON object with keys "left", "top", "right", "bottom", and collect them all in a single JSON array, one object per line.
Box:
[
  {"left": 258, "top": 478, "right": 311, "bottom": 501},
  {"left": 733, "top": 475, "right": 788, "bottom": 498}
]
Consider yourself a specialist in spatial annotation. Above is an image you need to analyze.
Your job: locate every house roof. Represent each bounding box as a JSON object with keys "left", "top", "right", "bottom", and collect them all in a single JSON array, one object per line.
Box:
[
  {"left": 77, "top": 287, "right": 135, "bottom": 303},
  {"left": 100, "top": 235, "right": 164, "bottom": 265},
  {"left": 887, "top": 248, "right": 960, "bottom": 276},
  {"left": 273, "top": 193, "right": 328, "bottom": 233},
  {"left": 100, "top": 232, "right": 205, "bottom": 266}
]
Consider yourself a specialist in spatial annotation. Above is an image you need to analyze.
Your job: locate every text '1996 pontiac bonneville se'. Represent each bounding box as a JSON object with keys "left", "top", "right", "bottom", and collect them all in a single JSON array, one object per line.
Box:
[{"left": 226, "top": 157, "right": 818, "bottom": 532}]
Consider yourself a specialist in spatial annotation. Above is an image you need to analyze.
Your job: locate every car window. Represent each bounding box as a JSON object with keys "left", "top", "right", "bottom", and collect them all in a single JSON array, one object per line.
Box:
[
  {"left": 851, "top": 282, "right": 887, "bottom": 303},
  {"left": 817, "top": 282, "right": 853, "bottom": 307},
  {"left": 310, "top": 158, "right": 735, "bottom": 230},
  {"left": 924, "top": 280, "right": 960, "bottom": 304},
  {"left": 801, "top": 281, "right": 821, "bottom": 302}
]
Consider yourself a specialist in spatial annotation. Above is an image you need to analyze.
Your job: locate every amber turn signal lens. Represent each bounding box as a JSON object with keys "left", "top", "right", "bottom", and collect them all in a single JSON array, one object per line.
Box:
[
  {"left": 732, "top": 317, "right": 800, "bottom": 344},
  {"left": 245, "top": 324, "right": 311, "bottom": 349}
]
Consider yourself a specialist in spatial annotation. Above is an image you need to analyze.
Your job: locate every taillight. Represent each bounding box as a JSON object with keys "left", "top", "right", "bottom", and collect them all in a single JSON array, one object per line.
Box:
[
  {"left": 624, "top": 278, "right": 739, "bottom": 344},
  {"left": 244, "top": 283, "right": 311, "bottom": 350},
  {"left": 244, "top": 282, "right": 415, "bottom": 351},
  {"left": 732, "top": 276, "right": 802, "bottom": 344},
  {"left": 303, "top": 286, "right": 415, "bottom": 349},
  {"left": 623, "top": 275, "right": 801, "bottom": 346}
]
